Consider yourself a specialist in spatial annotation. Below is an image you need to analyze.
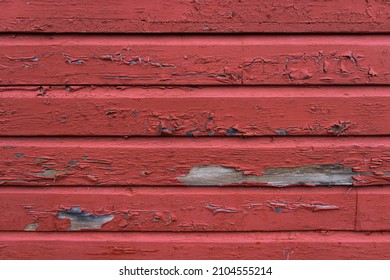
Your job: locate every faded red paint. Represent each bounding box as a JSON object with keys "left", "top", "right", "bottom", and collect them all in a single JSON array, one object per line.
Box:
[
  {"left": 0, "top": 35, "right": 389, "bottom": 85},
  {"left": 1, "top": 0, "right": 389, "bottom": 33},
  {"left": 356, "top": 187, "right": 390, "bottom": 230},
  {"left": 0, "top": 86, "right": 389, "bottom": 136},
  {"left": 0, "top": 232, "right": 389, "bottom": 260},
  {"left": 0, "top": 187, "right": 355, "bottom": 231}
]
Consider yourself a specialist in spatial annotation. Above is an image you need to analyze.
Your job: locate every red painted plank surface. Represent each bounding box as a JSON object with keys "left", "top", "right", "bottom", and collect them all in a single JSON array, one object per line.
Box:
[
  {"left": 1, "top": 35, "right": 389, "bottom": 85},
  {"left": 0, "top": 232, "right": 389, "bottom": 260},
  {"left": 0, "top": 187, "right": 356, "bottom": 231},
  {"left": 1, "top": 86, "right": 389, "bottom": 136},
  {"left": 1, "top": 0, "right": 389, "bottom": 262},
  {"left": 0, "top": 137, "right": 389, "bottom": 187},
  {"left": 1, "top": 0, "right": 389, "bottom": 33},
  {"left": 356, "top": 187, "right": 390, "bottom": 231}
]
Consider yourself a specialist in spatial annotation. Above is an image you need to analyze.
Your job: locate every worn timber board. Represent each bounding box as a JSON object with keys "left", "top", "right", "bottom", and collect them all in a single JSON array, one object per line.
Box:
[
  {"left": 0, "top": 0, "right": 389, "bottom": 33},
  {"left": 0, "top": 137, "right": 389, "bottom": 187},
  {"left": 356, "top": 187, "right": 390, "bottom": 230},
  {"left": 0, "top": 35, "right": 389, "bottom": 85},
  {"left": 0, "top": 86, "right": 389, "bottom": 136},
  {"left": 0, "top": 232, "right": 389, "bottom": 260},
  {"left": 0, "top": 187, "right": 356, "bottom": 231}
]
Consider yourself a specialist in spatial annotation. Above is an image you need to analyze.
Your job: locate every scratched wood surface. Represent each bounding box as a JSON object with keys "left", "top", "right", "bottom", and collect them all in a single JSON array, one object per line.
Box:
[
  {"left": 356, "top": 187, "right": 390, "bottom": 231},
  {"left": 0, "top": 232, "right": 389, "bottom": 260},
  {"left": 1, "top": 0, "right": 389, "bottom": 33},
  {"left": 0, "top": 187, "right": 356, "bottom": 231},
  {"left": 0, "top": 35, "right": 389, "bottom": 85},
  {"left": 1, "top": 137, "right": 389, "bottom": 187},
  {"left": 0, "top": 86, "right": 389, "bottom": 136}
]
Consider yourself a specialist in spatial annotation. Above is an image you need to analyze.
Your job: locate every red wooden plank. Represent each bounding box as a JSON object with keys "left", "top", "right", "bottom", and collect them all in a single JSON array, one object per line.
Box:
[
  {"left": 0, "top": 186, "right": 356, "bottom": 231},
  {"left": 0, "top": 35, "right": 388, "bottom": 85},
  {"left": 0, "top": 232, "right": 389, "bottom": 259},
  {"left": 356, "top": 187, "right": 390, "bottom": 231},
  {"left": 1, "top": 86, "right": 389, "bottom": 136},
  {"left": 1, "top": 0, "right": 389, "bottom": 33},
  {"left": 0, "top": 137, "right": 389, "bottom": 187}
]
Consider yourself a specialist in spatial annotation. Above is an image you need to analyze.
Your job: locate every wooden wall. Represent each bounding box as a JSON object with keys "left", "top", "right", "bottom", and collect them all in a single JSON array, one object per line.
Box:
[{"left": 0, "top": 0, "right": 389, "bottom": 259}]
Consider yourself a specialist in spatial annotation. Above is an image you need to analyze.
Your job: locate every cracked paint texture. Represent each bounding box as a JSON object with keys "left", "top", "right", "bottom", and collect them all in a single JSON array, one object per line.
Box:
[
  {"left": 0, "top": 35, "right": 388, "bottom": 85},
  {"left": 0, "top": 86, "right": 388, "bottom": 136},
  {"left": 0, "top": 187, "right": 357, "bottom": 231},
  {"left": 0, "top": 0, "right": 389, "bottom": 33},
  {"left": 0, "top": 137, "right": 388, "bottom": 187}
]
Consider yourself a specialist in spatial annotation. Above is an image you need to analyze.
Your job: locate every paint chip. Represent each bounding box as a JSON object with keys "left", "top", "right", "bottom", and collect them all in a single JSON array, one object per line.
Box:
[
  {"left": 24, "top": 223, "right": 39, "bottom": 231},
  {"left": 58, "top": 207, "right": 114, "bottom": 231}
]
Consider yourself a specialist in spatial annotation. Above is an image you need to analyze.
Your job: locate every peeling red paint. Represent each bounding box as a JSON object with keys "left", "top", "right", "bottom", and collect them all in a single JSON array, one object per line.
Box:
[
  {"left": 0, "top": 0, "right": 389, "bottom": 261},
  {"left": 0, "top": 35, "right": 389, "bottom": 85},
  {"left": 0, "top": 187, "right": 356, "bottom": 231},
  {"left": 0, "top": 86, "right": 388, "bottom": 136},
  {"left": 1, "top": 137, "right": 389, "bottom": 187},
  {"left": 0, "top": 0, "right": 389, "bottom": 33}
]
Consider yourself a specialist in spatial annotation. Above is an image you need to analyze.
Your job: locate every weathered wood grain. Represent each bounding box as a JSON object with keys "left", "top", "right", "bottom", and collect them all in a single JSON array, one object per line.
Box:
[
  {"left": 0, "top": 137, "right": 389, "bottom": 187},
  {"left": 0, "top": 187, "right": 356, "bottom": 231},
  {"left": 0, "top": 35, "right": 389, "bottom": 85},
  {"left": 0, "top": 0, "right": 389, "bottom": 33},
  {"left": 0, "top": 232, "right": 389, "bottom": 259},
  {"left": 357, "top": 187, "right": 390, "bottom": 231},
  {"left": 1, "top": 86, "right": 389, "bottom": 136}
]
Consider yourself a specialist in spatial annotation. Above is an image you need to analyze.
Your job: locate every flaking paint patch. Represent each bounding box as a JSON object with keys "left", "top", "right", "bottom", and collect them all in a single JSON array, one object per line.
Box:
[
  {"left": 265, "top": 201, "right": 340, "bottom": 212},
  {"left": 24, "top": 222, "right": 39, "bottom": 231},
  {"left": 205, "top": 203, "right": 238, "bottom": 214},
  {"left": 32, "top": 169, "right": 71, "bottom": 178},
  {"left": 177, "top": 164, "right": 356, "bottom": 186},
  {"left": 58, "top": 207, "right": 114, "bottom": 231}
]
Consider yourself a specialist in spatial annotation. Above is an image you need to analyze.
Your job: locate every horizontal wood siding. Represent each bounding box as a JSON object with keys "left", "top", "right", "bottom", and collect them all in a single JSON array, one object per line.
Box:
[
  {"left": 1, "top": 137, "right": 389, "bottom": 187},
  {"left": 0, "top": 35, "right": 388, "bottom": 85},
  {"left": 0, "top": 0, "right": 389, "bottom": 260},
  {"left": 357, "top": 187, "right": 390, "bottom": 230},
  {"left": 0, "top": 86, "right": 389, "bottom": 136},
  {"left": 0, "top": 187, "right": 356, "bottom": 231},
  {"left": 0, "top": 0, "right": 389, "bottom": 33},
  {"left": 0, "top": 232, "right": 389, "bottom": 259}
]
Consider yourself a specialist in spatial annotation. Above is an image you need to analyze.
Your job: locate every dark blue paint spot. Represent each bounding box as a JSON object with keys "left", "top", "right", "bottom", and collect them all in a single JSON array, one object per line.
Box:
[
  {"left": 186, "top": 128, "right": 200, "bottom": 137},
  {"left": 276, "top": 129, "right": 287, "bottom": 136},
  {"left": 226, "top": 128, "right": 239, "bottom": 135}
]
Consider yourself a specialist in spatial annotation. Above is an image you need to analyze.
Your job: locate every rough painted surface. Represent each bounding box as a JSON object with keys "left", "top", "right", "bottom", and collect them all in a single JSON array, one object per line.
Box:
[
  {"left": 356, "top": 187, "right": 390, "bottom": 231},
  {"left": 0, "top": 35, "right": 389, "bottom": 85},
  {"left": 0, "top": 187, "right": 356, "bottom": 231},
  {"left": 0, "top": 232, "right": 389, "bottom": 260},
  {"left": 0, "top": 137, "right": 388, "bottom": 187},
  {"left": 1, "top": 0, "right": 389, "bottom": 261},
  {"left": 0, "top": 86, "right": 389, "bottom": 136},
  {"left": 0, "top": 0, "right": 389, "bottom": 33}
]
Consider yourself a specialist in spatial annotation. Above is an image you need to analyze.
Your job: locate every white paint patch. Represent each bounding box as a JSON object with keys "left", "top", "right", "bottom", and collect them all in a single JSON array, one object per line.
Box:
[
  {"left": 24, "top": 222, "right": 39, "bottom": 231},
  {"left": 178, "top": 164, "right": 356, "bottom": 186}
]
